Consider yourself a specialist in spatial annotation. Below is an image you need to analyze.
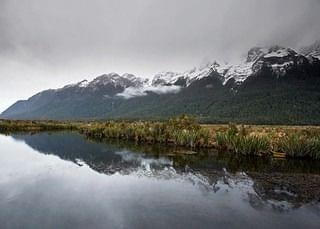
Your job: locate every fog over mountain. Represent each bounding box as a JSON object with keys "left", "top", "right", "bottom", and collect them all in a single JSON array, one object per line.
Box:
[{"left": 1, "top": 0, "right": 320, "bottom": 112}]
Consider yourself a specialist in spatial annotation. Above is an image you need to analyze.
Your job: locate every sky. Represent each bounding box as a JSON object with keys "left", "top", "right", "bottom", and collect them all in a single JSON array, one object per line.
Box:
[{"left": 1, "top": 0, "right": 320, "bottom": 112}]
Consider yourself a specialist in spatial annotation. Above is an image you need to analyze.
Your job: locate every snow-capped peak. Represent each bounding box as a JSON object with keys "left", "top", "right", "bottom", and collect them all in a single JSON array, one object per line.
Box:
[
  {"left": 62, "top": 79, "right": 89, "bottom": 89},
  {"left": 264, "top": 46, "right": 295, "bottom": 58},
  {"left": 152, "top": 72, "right": 182, "bottom": 86},
  {"left": 152, "top": 62, "right": 216, "bottom": 87},
  {"left": 300, "top": 40, "right": 320, "bottom": 60},
  {"left": 151, "top": 46, "right": 302, "bottom": 87},
  {"left": 88, "top": 73, "right": 147, "bottom": 89},
  {"left": 217, "top": 48, "right": 269, "bottom": 85},
  {"left": 184, "top": 62, "right": 215, "bottom": 83},
  {"left": 91, "top": 73, "right": 121, "bottom": 85},
  {"left": 246, "top": 47, "right": 269, "bottom": 62},
  {"left": 151, "top": 43, "right": 319, "bottom": 88},
  {"left": 221, "top": 45, "right": 312, "bottom": 84},
  {"left": 78, "top": 80, "right": 89, "bottom": 87},
  {"left": 221, "top": 61, "right": 253, "bottom": 85},
  {"left": 60, "top": 73, "right": 148, "bottom": 92},
  {"left": 55, "top": 42, "right": 320, "bottom": 99}
]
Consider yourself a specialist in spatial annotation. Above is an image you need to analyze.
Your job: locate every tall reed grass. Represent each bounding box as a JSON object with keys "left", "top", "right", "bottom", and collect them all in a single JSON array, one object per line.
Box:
[
  {"left": 2, "top": 117, "right": 320, "bottom": 160},
  {"left": 81, "top": 115, "right": 211, "bottom": 148},
  {"left": 277, "top": 135, "right": 320, "bottom": 159},
  {"left": 215, "top": 124, "right": 270, "bottom": 156}
]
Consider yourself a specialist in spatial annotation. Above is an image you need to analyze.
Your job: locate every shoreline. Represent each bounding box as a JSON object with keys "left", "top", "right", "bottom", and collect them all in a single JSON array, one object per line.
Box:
[{"left": 1, "top": 116, "right": 320, "bottom": 160}]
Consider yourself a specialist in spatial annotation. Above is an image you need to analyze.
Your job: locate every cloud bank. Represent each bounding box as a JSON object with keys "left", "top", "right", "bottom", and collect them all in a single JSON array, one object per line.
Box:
[
  {"left": 1, "top": 0, "right": 320, "bottom": 111},
  {"left": 116, "top": 85, "right": 181, "bottom": 99}
]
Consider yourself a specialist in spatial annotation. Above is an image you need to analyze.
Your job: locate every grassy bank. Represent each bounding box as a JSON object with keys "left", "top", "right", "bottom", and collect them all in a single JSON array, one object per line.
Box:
[
  {"left": 1, "top": 116, "right": 320, "bottom": 160},
  {"left": 79, "top": 116, "right": 320, "bottom": 159},
  {"left": 211, "top": 123, "right": 320, "bottom": 159},
  {"left": 80, "top": 115, "right": 211, "bottom": 148},
  {"left": 0, "top": 120, "right": 79, "bottom": 133}
]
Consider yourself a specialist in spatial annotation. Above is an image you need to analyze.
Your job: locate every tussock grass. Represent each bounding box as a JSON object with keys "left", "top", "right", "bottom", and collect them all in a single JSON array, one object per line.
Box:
[
  {"left": 216, "top": 124, "right": 270, "bottom": 156},
  {"left": 1, "top": 117, "right": 320, "bottom": 160},
  {"left": 277, "top": 135, "right": 320, "bottom": 159},
  {"left": 80, "top": 115, "right": 211, "bottom": 148}
]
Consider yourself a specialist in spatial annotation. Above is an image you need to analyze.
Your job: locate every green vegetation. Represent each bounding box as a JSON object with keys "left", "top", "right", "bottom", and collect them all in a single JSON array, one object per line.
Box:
[
  {"left": 214, "top": 123, "right": 320, "bottom": 159},
  {"left": 1, "top": 116, "right": 320, "bottom": 160},
  {"left": 277, "top": 135, "right": 320, "bottom": 159},
  {"left": 80, "top": 115, "right": 211, "bottom": 148},
  {"left": 215, "top": 124, "right": 270, "bottom": 156},
  {"left": 0, "top": 120, "right": 78, "bottom": 133}
]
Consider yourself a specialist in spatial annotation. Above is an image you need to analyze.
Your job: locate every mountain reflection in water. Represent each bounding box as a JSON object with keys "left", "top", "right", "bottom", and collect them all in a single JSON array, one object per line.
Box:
[{"left": 0, "top": 132, "right": 319, "bottom": 229}]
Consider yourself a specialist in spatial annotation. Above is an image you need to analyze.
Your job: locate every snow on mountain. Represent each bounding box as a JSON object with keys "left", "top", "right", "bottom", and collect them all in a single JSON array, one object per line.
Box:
[
  {"left": 264, "top": 47, "right": 291, "bottom": 58},
  {"left": 86, "top": 73, "right": 182, "bottom": 98},
  {"left": 150, "top": 45, "right": 304, "bottom": 87},
  {"left": 49, "top": 43, "right": 319, "bottom": 100},
  {"left": 270, "top": 61, "right": 295, "bottom": 77},
  {"left": 300, "top": 40, "right": 320, "bottom": 60},
  {"left": 246, "top": 47, "right": 269, "bottom": 62},
  {"left": 151, "top": 57, "right": 253, "bottom": 87},
  {"left": 60, "top": 73, "right": 148, "bottom": 92},
  {"left": 185, "top": 45, "right": 312, "bottom": 86},
  {"left": 151, "top": 62, "right": 216, "bottom": 87},
  {"left": 89, "top": 73, "right": 146, "bottom": 88},
  {"left": 213, "top": 47, "right": 268, "bottom": 85},
  {"left": 221, "top": 62, "right": 253, "bottom": 85},
  {"left": 152, "top": 72, "right": 182, "bottom": 86},
  {"left": 185, "top": 61, "right": 216, "bottom": 84},
  {"left": 307, "top": 51, "right": 320, "bottom": 60},
  {"left": 221, "top": 46, "right": 310, "bottom": 84},
  {"left": 54, "top": 72, "right": 182, "bottom": 99},
  {"left": 78, "top": 80, "right": 89, "bottom": 88},
  {"left": 253, "top": 46, "right": 311, "bottom": 78},
  {"left": 116, "top": 65, "right": 214, "bottom": 99}
]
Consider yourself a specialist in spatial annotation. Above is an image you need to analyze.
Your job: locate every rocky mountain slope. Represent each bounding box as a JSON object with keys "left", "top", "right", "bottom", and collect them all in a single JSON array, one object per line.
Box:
[{"left": 2, "top": 41, "right": 320, "bottom": 124}]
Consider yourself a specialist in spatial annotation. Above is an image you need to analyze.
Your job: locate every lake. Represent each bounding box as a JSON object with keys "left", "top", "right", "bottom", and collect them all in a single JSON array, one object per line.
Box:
[{"left": 0, "top": 132, "right": 319, "bottom": 229}]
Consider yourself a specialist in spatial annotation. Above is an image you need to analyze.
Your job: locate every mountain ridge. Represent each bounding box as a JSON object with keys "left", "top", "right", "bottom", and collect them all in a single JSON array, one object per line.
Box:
[{"left": 2, "top": 41, "right": 320, "bottom": 124}]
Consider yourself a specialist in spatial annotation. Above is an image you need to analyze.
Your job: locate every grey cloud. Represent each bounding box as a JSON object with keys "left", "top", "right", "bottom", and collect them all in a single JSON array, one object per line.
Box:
[{"left": 0, "top": 0, "right": 320, "bottom": 111}]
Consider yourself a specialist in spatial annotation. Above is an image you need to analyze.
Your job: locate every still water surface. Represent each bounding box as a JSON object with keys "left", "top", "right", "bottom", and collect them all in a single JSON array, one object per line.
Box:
[{"left": 0, "top": 132, "right": 319, "bottom": 229}]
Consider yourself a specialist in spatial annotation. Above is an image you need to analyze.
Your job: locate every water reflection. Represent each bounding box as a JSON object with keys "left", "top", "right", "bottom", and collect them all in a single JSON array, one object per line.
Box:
[
  {"left": 0, "top": 132, "right": 319, "bottom": 229},
  {"left": 9, "top": 132, "right": 320, "bottom": 205}
]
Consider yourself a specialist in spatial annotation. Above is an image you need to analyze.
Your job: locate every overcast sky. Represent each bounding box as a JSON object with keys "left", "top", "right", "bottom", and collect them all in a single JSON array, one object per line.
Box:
[{"left": 1, "top": 0, "right": 320, "bottom": 112}]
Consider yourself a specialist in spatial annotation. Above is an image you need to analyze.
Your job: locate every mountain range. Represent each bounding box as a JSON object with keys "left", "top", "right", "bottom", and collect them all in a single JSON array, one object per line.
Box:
[{"left": 2, "top": 40, "right": 320, "bottom": 124}]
